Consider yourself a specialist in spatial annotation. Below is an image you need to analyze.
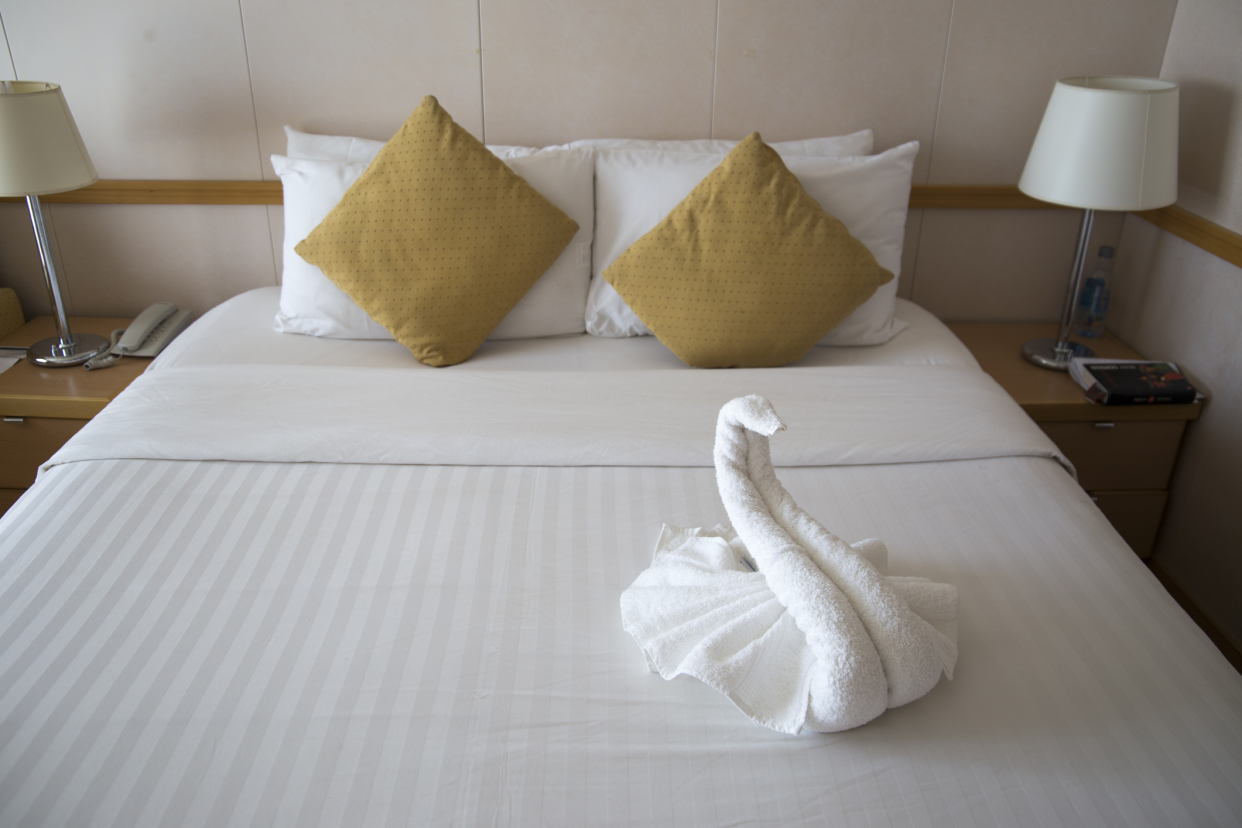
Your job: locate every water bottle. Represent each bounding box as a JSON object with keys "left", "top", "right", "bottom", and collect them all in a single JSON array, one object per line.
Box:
[{"left": 1074, "top": 246, "right": 1114, "bottom": 338}]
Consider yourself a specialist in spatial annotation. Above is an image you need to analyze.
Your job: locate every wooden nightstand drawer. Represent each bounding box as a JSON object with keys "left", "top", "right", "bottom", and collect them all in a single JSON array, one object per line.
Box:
[
  {"left": 1, "top": 316, "right": 146, "bottom": 517},
  {"left": 1092, "top": 490, "right": 1168, "bottom": 558},
  {"left": 0, "top": 417, "right": 89, "bottom": 488},
  {"left": 1038, "top": 420, "right": 1185, "bottom": 491},
  {"left": 0, "top": 488, "right": 23, "bottom": 514},
  {"left": 947, "top": 322, "right": 1199, "bottom": 562}
]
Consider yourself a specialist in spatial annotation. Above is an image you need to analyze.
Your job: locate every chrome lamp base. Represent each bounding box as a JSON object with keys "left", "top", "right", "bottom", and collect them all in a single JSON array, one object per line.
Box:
[
  {"left": 26, "top": 332, "right": 110, "bottom": 367},
  {"left": 1022, "top": 337, "right": 1094, "bottom": 371}
]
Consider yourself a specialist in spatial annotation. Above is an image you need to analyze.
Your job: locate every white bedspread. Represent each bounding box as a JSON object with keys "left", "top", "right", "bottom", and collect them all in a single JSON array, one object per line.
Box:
[
  {"left": 48, "top": 364, "right": 1068, "bottom": 472},
  {"left": 4, "top": 456, "right": 1240, "bottom": 827},
  {"left": 6, "top": 345, "right": 1241, "bottom": 827}
]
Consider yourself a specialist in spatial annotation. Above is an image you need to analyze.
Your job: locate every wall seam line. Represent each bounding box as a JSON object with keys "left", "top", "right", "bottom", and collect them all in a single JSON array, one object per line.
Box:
[
  {"left": 925, "top": 0, "right": 955, "bottom": 185},
  {"left": 910, "top": 0, "right": 957, "bottom": 305},
  {"left": 234, "top": 0, "right": 266, "bottom": 180},
  {"left": 234, "top": 0, "right": 279, "bottom": 284},
  {"left": 0, "top": 13, "right": 17, "bottom": 78},
  {"left": 477, "top": 0, "right": 487, "bottom": 145},
  {"left": 709, "top": 0, "right": 721, "bottom": 139}
]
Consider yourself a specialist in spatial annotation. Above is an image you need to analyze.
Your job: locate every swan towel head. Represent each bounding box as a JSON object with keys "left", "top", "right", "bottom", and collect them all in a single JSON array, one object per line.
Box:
[{"left": 718, "top": 394, "right": 786, "bottom": 437}]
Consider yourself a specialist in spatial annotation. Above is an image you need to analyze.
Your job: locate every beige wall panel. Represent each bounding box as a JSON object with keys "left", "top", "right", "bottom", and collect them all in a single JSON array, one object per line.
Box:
[
  {"left": 929, "top": 0, "right": 1178, "bottom": 184},
  {"left": 0, "top": 203, "right": 66, "bottom": 317},
  {"left": 1110, "top": 218, "right": 1242, "bottom": 391},
  {"left": 1159, "top": 377, "right": 1242, "bottom": 650},
  {"left": 712, "top": 0, "right": 952, "bottom": 182},
  {"left": 0, "top": 0, "right": 262, "bottom": 179},
  {"left": 1109, "top": 219, "right": 1242, "bottom": 649},
  {"left": 1160, "top": 0, "right": 1242, "bottom": 234},
  {"left": 910, "top": 209, "right": 1125, "bottom": 322},
  {"left": 480, "top": 0, "right": 717, "bottom": 147},
  {"left": 242, "top": 0, "right": 483, "bottom": 179},
  {"left": 46, "top": 204, "right": 277, "bottom": 317}
]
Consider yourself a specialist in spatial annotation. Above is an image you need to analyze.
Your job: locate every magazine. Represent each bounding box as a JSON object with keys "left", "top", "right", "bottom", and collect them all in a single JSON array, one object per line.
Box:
[{"left": 1069, "top": 358, "right": 1200, "bottom": 406}]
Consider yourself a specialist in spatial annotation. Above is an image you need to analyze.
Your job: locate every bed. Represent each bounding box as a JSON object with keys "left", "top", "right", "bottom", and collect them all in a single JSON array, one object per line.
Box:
[
  {"left": 2, "top": 289, "right": 1238, "bottom": 826},
  {"left": 1, "top": 111, "right": 1240, "bottom": 826}
]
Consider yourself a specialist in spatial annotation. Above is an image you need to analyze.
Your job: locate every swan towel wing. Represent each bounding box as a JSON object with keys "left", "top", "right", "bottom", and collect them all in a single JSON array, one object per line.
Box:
[{"left": 619, "top": 395, "right": 958, "bottom": 734}]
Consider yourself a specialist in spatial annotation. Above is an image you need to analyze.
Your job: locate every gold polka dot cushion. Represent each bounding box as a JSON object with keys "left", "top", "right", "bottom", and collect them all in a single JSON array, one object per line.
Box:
[
  {"left": 601, "top": 133, "right": 893, "bottom": 368},
  {"left": 294, "top": 96, "right": 579, "bottom": 367}
]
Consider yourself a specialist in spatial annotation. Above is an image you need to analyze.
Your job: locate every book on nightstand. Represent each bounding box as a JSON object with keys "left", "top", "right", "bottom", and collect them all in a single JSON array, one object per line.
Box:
[{"left": 1069, "top": 358, "right": 1199, "bottom": 406}]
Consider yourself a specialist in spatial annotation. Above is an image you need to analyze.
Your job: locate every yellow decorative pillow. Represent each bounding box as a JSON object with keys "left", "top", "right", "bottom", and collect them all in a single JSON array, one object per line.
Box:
[
  {"left": 295, "top": 96, "right": 578, "bottom": 366},
  {"left": 602, "top": 133, "right": 893, "bottom": 368}
]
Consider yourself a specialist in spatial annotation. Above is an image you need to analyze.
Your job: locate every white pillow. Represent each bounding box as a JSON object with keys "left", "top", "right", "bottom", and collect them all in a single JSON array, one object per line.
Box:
[
  {"left": 272, "top": 156, "right": 384, "bottom": 338},
  {"left": 563, "top": 129, "right": 873, "bottom": 157},
  {"left": 273, "top": 145, "right": 595, "bottom": 340},
  {"left": 283, "top": 127, "right": 386, "bottom": 163},
  {"left": 489, "top": 149, "right": 594, "bottom": 339},
  {"left": 587, "top": 141, "right": 918, "bottom": 345}
]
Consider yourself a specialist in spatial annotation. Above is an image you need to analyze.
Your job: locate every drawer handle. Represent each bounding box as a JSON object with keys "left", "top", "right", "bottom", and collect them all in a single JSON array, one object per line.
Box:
[
  {"left": 2, "top": 416, "right": 23, "bottom": 423},
  {"left": 1094, "top": 422, "right": 1115, "bottom": 429}
]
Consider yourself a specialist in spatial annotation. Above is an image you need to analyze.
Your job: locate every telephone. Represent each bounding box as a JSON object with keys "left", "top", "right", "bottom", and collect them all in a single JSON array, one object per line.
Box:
[{"left": 83, "top": 302, "right": 193, "bottom": 370}]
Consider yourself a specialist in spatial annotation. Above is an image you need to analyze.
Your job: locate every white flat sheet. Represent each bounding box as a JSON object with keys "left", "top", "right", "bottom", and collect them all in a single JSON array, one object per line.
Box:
[
  {"left": 48, "top": 364, "right": 1067, "bottom": 471},
  {"left": 5, "top": 296, "right": 1240, "bottom": 827},
  {"left": 2, "top": 456, "right": 1239, "bottom": 827},
  {"left": 151, "top": 287, "right": 979, "bottom": 371}
]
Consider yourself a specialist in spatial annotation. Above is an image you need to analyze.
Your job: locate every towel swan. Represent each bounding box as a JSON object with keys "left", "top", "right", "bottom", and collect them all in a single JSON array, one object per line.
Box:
[{"left": 620, "top": 395, "right": 958, "bottom": 733}]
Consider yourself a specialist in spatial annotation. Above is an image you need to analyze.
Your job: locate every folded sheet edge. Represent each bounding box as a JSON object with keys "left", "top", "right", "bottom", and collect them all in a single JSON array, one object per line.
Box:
[{"left": 44, "top": 364, "right": 1072, "bottom": 475}]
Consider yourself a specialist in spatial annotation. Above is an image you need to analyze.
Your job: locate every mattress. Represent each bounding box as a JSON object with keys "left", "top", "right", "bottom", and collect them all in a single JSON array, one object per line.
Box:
[{"left": 2, "top": 303, "right": 1239, "bottom": 827}]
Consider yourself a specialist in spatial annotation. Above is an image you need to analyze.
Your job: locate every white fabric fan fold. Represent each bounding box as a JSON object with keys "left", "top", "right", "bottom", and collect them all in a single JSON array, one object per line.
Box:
[{"left": 620, "top": 396, "right": 959, "bottom": 734}]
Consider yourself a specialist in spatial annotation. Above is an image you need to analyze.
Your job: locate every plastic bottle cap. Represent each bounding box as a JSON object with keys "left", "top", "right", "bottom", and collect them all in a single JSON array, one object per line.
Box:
[{"left": 1099, "top": 246, "right": 1115, "bottom": 258}]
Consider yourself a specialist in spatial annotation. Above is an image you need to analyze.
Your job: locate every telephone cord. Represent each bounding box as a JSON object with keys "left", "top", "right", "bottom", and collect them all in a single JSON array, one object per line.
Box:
[{"left": 83, "top": 329, "right": 127, "bottom": 371}]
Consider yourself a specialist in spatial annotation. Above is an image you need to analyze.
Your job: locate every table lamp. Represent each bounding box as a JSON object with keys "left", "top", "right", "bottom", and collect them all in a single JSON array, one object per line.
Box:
[
  {"left": 1017, "top": 76, "right": 1179, "bottom": 370},
  {"left": 0, "top": 81, "right": 109, "bottom": 366}
]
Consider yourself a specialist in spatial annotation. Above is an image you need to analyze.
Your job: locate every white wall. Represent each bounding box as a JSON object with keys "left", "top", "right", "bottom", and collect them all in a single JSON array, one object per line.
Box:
[
  {"left": 1109, "top": 0, "right": 1242, "bottom": 647},
  {"left": 0, "top": 0, "right": 1176, "bottom": 321}
]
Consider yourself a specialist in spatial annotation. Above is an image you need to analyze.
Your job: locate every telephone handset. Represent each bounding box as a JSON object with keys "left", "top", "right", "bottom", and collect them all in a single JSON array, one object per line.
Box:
[
  {"left": 83, "top": 302, "right": 194, "bottom": 370},
  {"left": 116, "top": 302, "right": 193, "bottom": 356}
]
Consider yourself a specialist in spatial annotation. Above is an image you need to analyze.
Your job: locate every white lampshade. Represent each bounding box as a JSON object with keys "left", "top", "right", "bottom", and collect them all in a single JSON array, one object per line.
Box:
[
  {"left": 0, "top": 81, "right": 97, "bottom": 197},
  {"left": 1019, "top": 76, "right": 1178, "bottom": 211}
]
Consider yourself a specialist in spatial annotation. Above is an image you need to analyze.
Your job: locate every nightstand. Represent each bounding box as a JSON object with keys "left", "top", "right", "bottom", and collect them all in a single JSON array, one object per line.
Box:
[
  {"left": 946, "top": 322, "right": 1201, "bottom": 558},
  {"left": 0, "top": 316, "right": 148, "bottom": 516}
]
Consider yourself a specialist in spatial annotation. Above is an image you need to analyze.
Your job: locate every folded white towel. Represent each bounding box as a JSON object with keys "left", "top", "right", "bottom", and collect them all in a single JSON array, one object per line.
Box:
[{"left": 620, "top": 395, "right": 958, "bottom": 734}]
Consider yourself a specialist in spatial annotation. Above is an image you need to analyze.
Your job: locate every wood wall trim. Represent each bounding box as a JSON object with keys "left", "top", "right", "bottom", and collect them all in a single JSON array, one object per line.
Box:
[
  {"left": 907, "top": 185, "right": 1059, "bottom": 210},
  {"left": 3, "top": 181, "right": 1058, "bottom": 209},
  {"left": 1134, "top": 204, "right": 1242, "bottom": 270},
  {"left": 4, "top": 181, "right": 1239, "bottom": 268},
  {"left": 34, "top": 180, "right": 282, "bottom": 205}
]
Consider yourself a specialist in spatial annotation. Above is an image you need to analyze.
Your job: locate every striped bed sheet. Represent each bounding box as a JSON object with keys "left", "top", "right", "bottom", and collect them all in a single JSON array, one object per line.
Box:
[
  {"left": 2, "top": 301, "right": 1240, "bottom": 828},
  {"left": 2, "top": 455, "right": 1239, "bottom": 827}
]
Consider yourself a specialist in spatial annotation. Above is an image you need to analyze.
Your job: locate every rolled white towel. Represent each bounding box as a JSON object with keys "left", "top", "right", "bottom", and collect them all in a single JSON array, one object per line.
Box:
[{"left": 620, "top": 395, "right": 958, "bottom": 734}]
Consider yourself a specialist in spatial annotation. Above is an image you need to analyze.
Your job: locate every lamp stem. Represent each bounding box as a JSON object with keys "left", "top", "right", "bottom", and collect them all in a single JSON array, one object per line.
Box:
[
  {"left": 1020, "top": 207, "right": 1097, "bottom": 370},
  {"left": 26, "top": 194, "right": 75, "bottom": 351},
  {"left": 1055, "top": 208, "right": 1095, "bottom": 354},
  {"left": 22, "top": 194, "right": 109, "bottom": 366}
]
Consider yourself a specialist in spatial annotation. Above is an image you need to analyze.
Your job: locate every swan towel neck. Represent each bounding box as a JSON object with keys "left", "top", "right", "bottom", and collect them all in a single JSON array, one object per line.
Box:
[{"left": 620, "top": 395, "right": 958, "bottom": 734}]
